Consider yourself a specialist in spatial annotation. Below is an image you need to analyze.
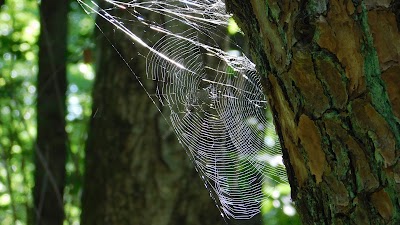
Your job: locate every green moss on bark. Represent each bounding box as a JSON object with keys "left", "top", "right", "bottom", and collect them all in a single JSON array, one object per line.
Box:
[
  {"left": 358, "top": 3, "right": 400, "bottom": 223},
  {"left": 359, "top": 2, "right": 400, "bottom": 148}
]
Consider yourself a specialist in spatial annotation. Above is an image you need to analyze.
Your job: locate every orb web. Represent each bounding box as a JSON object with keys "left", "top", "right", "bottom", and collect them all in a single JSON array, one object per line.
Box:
[
  {"left": 146, "top": 29, "right": 288, "bottom": 219},
  {"left": 78, "top": 0, "right": 288, "bottom": 221}
]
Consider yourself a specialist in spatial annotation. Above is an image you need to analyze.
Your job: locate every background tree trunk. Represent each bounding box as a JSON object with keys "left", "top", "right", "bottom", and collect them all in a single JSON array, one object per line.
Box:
[
  {"left": 226, "top": 0, "right": 400, "bottom": 224},
  {"left": 34, "top": 0, "right": 69, "bottom": 224},
  {"left": 80, "top": 4, "right": 224, "bottom": 225}
]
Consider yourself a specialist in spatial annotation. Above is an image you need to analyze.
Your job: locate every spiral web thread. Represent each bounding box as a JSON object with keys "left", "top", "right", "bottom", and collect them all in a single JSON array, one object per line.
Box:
[{"left": 78, "top": 0, "right": 288, "bottom": 221}]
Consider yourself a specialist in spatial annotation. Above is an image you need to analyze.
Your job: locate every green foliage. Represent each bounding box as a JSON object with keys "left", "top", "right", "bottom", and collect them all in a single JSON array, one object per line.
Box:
[
  {"left": 228, "top": 18, "right": 241, "bottom": 35},
  {"left": 0, "top": 0, "right": 94, "bottom": 224},
  {"left": 0, "top": 0, "right": 38, "bottom": 223},
  {"left": 261, "top": 183, "right": 301, "bottom": 225}
]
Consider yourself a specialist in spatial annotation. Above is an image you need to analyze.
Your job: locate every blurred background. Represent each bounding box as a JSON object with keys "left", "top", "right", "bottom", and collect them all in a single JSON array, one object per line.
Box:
[{"left": 0, "top": 0, "right": 301, "bottom": 224}]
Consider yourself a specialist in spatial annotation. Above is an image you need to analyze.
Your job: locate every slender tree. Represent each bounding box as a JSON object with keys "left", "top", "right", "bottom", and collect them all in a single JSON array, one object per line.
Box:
[
  {"left": 34, "top": 0, "right": 69, "bottom": 224},
  {"left": 226, "top": 0, "right": 400, "bottom": 224},
  {"left": 80, "top": 3, "right": 224, "bottom": 225}
]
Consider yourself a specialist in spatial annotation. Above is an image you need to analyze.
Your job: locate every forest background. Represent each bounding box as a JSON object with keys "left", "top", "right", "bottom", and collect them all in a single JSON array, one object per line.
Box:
[{"left": 0, "top": 0, "right": 301, "bottom": 224}]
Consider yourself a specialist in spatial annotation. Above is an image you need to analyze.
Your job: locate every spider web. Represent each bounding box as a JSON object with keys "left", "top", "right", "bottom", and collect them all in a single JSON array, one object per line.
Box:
[{"left": 78, "top": 0, "right": 288, "bottom": 221}]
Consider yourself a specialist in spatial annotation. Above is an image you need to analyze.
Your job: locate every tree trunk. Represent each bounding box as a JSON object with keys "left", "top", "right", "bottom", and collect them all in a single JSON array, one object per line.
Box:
[
  {"left": 34, "top": 0, "right": 69, "bottom": 224},
  {"left": 226, "top": 0, "right": 400, "bottom": 224},
  {"left": 80, "top": 4, "right": 224, "bottom": 225}
]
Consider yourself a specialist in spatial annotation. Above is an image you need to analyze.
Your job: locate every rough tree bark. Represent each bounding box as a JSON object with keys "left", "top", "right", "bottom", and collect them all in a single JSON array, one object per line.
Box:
[
  {"left": 226, "top": 0, "right": 400, "bottom": 224},
  {"left": 80, "top": 3, "right": 224, "bottom": 225},
  {"left": 34, "top": 0, "right": 69, "bottom": 224}
]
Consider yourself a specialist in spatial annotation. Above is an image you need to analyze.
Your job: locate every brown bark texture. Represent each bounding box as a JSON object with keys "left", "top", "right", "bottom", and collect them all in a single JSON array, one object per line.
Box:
[
  {"left": 80, "top": 3, "right": 224, "bottom": 225},
  {"left": 34, "top": 0, "right": 69, "bottom": 224},
  {"left": 226, "top": 0, "right": 400, "bottom": 224}
]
